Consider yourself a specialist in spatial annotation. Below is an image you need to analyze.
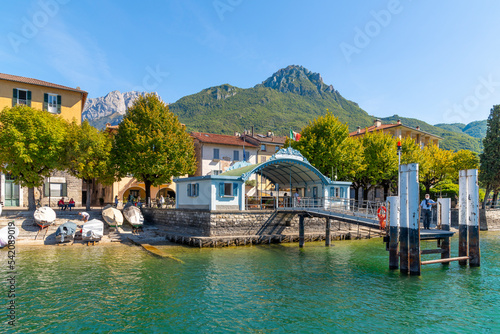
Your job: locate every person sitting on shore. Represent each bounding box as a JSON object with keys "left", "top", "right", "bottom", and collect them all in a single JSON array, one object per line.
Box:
[
  {"left": 78, "top": 212, "right": 90, "bottom": 222},
  {"left": 57, "top": 198, "right": 67, "bottom": 211},
  {"left": 67, "top": 198, "right": 75, "bottom": 211}
]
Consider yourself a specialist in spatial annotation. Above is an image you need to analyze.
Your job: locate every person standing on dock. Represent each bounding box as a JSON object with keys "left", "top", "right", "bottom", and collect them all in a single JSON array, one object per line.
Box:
[{"left": 420, "top": 194, "right": 436, "bottom": 229}]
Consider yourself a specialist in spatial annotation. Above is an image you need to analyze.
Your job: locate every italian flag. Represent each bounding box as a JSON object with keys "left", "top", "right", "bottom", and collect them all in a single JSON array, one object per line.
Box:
[{"left": 290, "top": 129, "right": 301, "bottom": 141}]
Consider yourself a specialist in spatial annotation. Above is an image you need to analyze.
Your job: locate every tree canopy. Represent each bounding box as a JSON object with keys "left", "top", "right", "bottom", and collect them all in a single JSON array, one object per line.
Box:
[
  {"left": 0, "top": 105, "right": 68, "bottom": 209},
  {"left": 64, "top": 120, "right": 115, "bottom": 210},
  {"left": 479, "top": 105, "right": 500, "bottom": 207},
  {"left": 112, "top": 93, "right": 196, "bottom": 203},
  {"left": 290, "top": 112, "right": 360, "bottom": 181}
]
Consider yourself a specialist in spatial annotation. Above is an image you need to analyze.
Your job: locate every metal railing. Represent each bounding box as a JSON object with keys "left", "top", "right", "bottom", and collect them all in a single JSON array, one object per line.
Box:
[{"left": 245, "top": 196, "right": 386, "bottom": 220}]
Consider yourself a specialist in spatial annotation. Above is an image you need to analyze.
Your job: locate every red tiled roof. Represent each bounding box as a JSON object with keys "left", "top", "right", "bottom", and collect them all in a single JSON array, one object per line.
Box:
[
  {"left": 0, "top": 73, "right": 88, "bottom": 95},
  {"left": 191, "top": 132, "right": 257, "bottom": 147},
  {"left": 349, "top": 124, "right": 399, "bottom": 136}
]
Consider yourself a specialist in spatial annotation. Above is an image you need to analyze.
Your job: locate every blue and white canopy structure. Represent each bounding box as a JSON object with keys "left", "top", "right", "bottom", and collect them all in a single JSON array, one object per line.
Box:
[{"left": 174, "top": 147, "right": 351, "bottom": 211}]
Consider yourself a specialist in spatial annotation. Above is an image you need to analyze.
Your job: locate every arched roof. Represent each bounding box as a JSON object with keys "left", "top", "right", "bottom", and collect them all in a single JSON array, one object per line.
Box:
[{"left": 222, "top": 147, "right": 333, "bottom": 186}]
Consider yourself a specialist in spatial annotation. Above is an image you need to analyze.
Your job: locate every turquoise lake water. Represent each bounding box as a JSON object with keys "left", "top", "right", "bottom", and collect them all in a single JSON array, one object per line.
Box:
[{"left": 1, "top": 232, "right": 499, "bottom": 333}]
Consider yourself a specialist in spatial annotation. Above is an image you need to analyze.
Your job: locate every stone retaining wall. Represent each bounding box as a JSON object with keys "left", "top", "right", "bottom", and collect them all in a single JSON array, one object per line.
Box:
[
  {"left": 141, "top": 208, "right": 354, "bottom": 237},
  {"left": 450, "top": 209, "right": 492, "bottom": 231}
]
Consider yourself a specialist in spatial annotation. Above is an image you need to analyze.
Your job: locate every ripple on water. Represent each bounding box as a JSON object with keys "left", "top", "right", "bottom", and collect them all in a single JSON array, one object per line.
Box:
[{"left": 1, "top": 233, "right": 499, "bottom": 333}]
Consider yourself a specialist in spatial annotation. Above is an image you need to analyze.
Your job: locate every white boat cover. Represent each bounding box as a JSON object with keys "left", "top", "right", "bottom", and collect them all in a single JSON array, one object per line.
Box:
[
  {"left": 0, "top": 225, "right": 19, "bottom": 248},
  {"left": 81, "top": 219, "right": 104, "bottom": 241},
  {"left": 34, "top": 207, "right": 56, "bottom": 225},
  {"left": 102, "top": 207, "right": 124, "bottom": 227},
  {"left": 123, "top": 204, "right": 144, "bottom": 227}
]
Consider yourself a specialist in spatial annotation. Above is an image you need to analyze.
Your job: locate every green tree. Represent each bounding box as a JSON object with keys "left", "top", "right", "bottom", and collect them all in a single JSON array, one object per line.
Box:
[
  {"left": 0, "top": 105, "right": 67, "bottom": 210},
  {"left": 112, "top": 93, "right": 196, "bottom": 205},
  {"left": 64, "top": 120, "right": 115, "bottom": 210},
  {"left": 419, "top": 144, "right": 454, "bottom": 194},
  {"left": 480, "top": 105, "right": 500, "bottom": 208},
  {"left": 290, "top": 112, "right": 354, "bottom": 180},
  {"left": 451, "top": 149, "right": 479, "bottom": 182},
  {"left": 400, "top": 137, "right": 423, "bottom": 165},
  {"left": 357, "top": 131, "right": 398, "bottom": 200}
]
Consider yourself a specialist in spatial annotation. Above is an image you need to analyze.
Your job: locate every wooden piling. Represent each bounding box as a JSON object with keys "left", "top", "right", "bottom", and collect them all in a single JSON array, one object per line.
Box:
[
  {"left": 399, "top": 165, "right": 409, "bottom": 274},
  {"left": 325, "top": 218, "right": 331, "bottom": 247},
  {"left": 299, "top": 215, "right": 305, "bottom": 248},
  {"left": 438, "top": 198, "right": 451, "bottom": 262},
  {"left": 408, "top": 164, "right": 420, "bottom": 276},
  {"left": 467, "top": 169, "right": 480, "bottom": 267},
  {"left": 458, "top": 170, "right": 468, "bottom": 265},
  {"left": 387, "top": 196, "right": 399, "bottom": 270}
]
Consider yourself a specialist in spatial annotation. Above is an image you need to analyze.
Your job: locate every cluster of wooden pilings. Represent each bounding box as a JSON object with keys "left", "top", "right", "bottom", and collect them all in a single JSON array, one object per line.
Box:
[{"left": 385, "top": 165, "right": 480, "bottom": 276}]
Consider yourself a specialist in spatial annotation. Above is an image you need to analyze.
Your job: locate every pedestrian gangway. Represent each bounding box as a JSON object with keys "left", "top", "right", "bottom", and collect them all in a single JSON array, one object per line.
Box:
[{"left": 277, "top": 197, "right": 384, "bottom": 229}]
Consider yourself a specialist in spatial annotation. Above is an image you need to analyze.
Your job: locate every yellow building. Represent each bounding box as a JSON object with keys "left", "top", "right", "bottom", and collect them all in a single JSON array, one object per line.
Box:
[
  {"left": 0, "top": 73, "right": 87, "bottom": 124},
  {"left": 0, "top": 73, "right": 88, "bottom": 207},
  {"left": 350, "top": 119, "right": 442, "bottom": 148}
]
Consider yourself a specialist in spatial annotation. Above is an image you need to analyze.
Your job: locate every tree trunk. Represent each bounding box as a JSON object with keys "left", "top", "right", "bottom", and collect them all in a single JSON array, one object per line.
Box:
[
  {"left": 28, "top": 187, "right": 36, "bottom": 211},
  {"left": 493, "top": 191, "right": 499, "bottom": 208},
  {"left": 383, "top": 183, "right": 390, "bottom": 201},
  {"left": 145, "top": 179, "right": 152, "bottom": 207},
  {"left": 483, "top": 184, "right": 491, "bottom": 209},
  {"left": 86, "top": 179, "right": 91, "bottom": 211},
  {"left": 363, "top": 187, "right": 369, "bottom": 201}
]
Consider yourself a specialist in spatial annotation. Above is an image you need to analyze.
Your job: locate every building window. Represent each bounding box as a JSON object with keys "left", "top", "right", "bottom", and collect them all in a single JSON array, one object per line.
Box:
[
  {"left": 48, "top": 94, "right": 58, "bottom": 113},
  {"left": 261, "top": 156, "right": 267, "bottom": 163},
  {"left": 233, "top": 150, "right": 239, "bottom": 161},
  {"left": 187, "top": 183, "right": 199, "bottom": 197},
  {"left": 260, "top": 144, "right": 266, "bottom": 151},
  {"left": 12, "top": 88, "right": 31, "bottom": 107},
  {"left": 213, "top": 148, "right": 220, "bottom": 160},
  {"left": 44, "top": 93, "right": 61, "bottom": 114},
  {"left": 44, "top": 182, "right": 67, "bottom": 197},
  {"left": 212, "top": 170, "right": 223, "bottom": 175},
  {"left": 219, "top": 182, "right": 238, "bottom": 197},
  {"left": 243, "top": 151, "right": 250, "bottom": 161}
]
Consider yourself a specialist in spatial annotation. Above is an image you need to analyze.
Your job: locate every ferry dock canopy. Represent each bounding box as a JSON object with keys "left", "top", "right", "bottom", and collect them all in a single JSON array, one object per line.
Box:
[{"left": 174, "top": 147, "right": 351, "bottom": 211}]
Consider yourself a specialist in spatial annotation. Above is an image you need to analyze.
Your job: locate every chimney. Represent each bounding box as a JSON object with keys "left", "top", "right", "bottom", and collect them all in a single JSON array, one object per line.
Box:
[
  {"left": 374, "top": 119, "right": 382, "bottom": 127},
  {"left": 357, "top": 126, "right": 361, "bottom": 134},
  {"left": 234, "top": 131, "right": 241, "bottom": 137},
  {"left": 267, "top": 131, "right": 273, "bottom": 137},
  {"left": 251, "top": 126, "right": 254, "bottom": 137},
  {"left": 397, "top": 119, "right": 401, "bottom": 125},
  {"left": 416, "top": 126, "right": 420, "bottom": 130}
]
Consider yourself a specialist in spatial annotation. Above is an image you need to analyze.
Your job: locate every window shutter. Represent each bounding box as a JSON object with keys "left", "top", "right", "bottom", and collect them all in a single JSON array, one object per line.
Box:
[
  {"left": 187, "top": 184, "right": 191, "bottom": 197},
  {"left": 44, "top": 183, "right": 50, "bottom": 197},
  {"left": 57, "top": 95, "right": 62, "bottom": 113},
  {"left": 43, "top": 93, "right": 48, "bottom": 111},
  {"left": 233, "top": 183, "right": 238, "bottom": 196},
  {"left": 330, "top": 188, "right": 334, "bottom": 198},
  {"left": 62, "top": 183, "right": 67, "bottom": 197},
  {"left": 12, "top": 89, "right": 18, "bottom": 107},
  {"left": 219, "top": 183, "right": 224, "bottom": 196},
  {"left": 195, "top": 183, "right": 199, "bottom": 197},
  {"left": 27, "top": 91, "right": 32, "bottom": 107}
]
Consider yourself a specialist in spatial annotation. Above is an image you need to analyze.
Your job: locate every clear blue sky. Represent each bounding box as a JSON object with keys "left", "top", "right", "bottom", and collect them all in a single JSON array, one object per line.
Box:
[{"left": 2, "top": 0, "right": 500, "bottom": 125}]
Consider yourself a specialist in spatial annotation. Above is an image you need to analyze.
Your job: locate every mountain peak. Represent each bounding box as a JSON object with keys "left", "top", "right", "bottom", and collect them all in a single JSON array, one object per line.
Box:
[{"left": 256, "top": 65, "right": 335, "bottom": 96}]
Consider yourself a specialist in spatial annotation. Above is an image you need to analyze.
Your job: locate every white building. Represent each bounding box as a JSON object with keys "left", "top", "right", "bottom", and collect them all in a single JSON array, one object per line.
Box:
[{"left": 191, "top": 132, "right": 258, "bottom": 177}]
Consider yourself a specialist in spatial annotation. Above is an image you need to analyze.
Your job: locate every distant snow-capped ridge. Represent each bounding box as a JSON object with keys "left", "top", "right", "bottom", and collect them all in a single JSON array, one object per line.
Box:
[
  {"left": 83, "top": 91, "right": 148, "bottom": 121},
  {"left": 82, "top": 91, "right": 164, "bottom": 129}
]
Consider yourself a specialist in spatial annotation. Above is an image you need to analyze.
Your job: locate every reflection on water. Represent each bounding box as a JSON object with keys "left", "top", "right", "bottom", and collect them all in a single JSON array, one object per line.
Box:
[{"left": 1, "top": 233, "right": 499, "bottom": 333}]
